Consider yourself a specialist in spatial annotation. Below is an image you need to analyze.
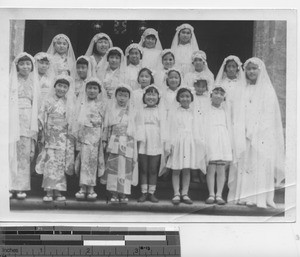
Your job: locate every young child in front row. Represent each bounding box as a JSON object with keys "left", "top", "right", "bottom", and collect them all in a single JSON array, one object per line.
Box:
[
  {"left": 204, "top": 86, "right": 232, "bottom": 205},
  {"left": 166, "top": 87, "right": 205, "bottom": 205},
  {"left": 73, "top": 78, "right": 106, "bottom": 201},
  {"left": 36, "top": 75, "right": 75, "bottom": 202},
  {"left": 101, "top": 84, "right": 138, "bottom": 204},
  {"left": 136, "top": 85, "right": 167, "bottom": 203}
]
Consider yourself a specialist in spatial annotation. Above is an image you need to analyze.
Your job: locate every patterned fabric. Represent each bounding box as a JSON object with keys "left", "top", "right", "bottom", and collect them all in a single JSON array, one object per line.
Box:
[{"left": 36, "top": 95, "right": 75, "bottom": 191}]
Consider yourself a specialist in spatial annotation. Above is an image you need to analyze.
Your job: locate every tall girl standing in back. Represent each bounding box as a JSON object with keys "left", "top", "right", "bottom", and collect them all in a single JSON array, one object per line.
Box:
[
  {"left": 166, "top": 87, "right": 205, "bottom": 205},
  {"left": 85, "top": 33, "right": 113, "bottom": 80},
  {"left": 171, "top": 23, "right": 199, "bottom": 76},
  {"left": 9, "top": 52, "right": 39, "bottom": 199},
  {"left": 139, "top": 28, "right": 163, "bottom": 71},
  {"left": 47, "top": 34, "right": 76, "bottom": 77}
]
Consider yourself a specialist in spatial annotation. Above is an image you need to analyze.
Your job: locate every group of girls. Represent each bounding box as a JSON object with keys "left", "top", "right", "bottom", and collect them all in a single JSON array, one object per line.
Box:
[{"left": 9, "top": 23, "right": 285, "bottom": 209}]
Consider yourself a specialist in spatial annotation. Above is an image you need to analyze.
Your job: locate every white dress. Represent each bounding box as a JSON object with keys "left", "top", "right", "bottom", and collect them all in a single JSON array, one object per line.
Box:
[
  {"left": 141, "top": 48, "right": 161, "bottom": 72},
  {"left": 162, "top": 88, "right": 179, "bottom": 117},
  {"left": 172, "top": 44, "right": 194, "bottom": 76},
  {"left": 133, "top": 88, "right": 144, "bottom": 109},
  {"left": 38, "top": 75, "right": 53, "bottom": 105},
  {"left": 154, "top": 69, "right": 169, "bottom": 92},
  {"left": 193, "top": 93, "right": 210, "bottom": 117},
  {"left": 166, "top": 107, "right": 198, "bottom": 170},
  {"left": 125, "top": 63, "right": 141, "bottom": 91},
  {"left": 138, "top": 107, "right": 162, "bottom": 156},
  {"left": 205, "top": 105, "right": 232, "bottom": 162},
  {"left": 184, "top": 71, "right": 215, "bottom": 92}
]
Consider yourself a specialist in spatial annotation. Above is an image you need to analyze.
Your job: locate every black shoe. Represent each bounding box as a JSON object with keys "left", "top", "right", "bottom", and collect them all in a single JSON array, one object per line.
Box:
[
  {"left": 137, "top": 193, "right": 148, "bottom": 202},
  {"left": 149, "top": 193, "right": 159, "bottom": 203}
]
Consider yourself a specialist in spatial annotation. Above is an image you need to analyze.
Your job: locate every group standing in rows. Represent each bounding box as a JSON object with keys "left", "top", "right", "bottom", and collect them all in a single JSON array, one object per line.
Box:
[{"left": 9, "top": 23, "right": 285, "bottom": 209}]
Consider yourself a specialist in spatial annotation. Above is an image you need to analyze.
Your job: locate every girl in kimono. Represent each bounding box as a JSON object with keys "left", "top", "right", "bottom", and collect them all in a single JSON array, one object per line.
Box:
[
  {"left": 98, "top": 47, "right": 126, "bottom": 99},
  {"left": 34, "top": 52, "right": 55, "bottom": 106},
  {"left": 154, "top": 49, "right": 176, "bottom": 91},
  {"left": 73, "top": 77, "right": 107, "bottom": 201},
  {"left": 205, "top": 86, "right": 232, "bottom": 205},
  {"left": 102, "top": 84, "right": 138, "bottom": 203},
  {"left": 171, "top": 23, "right": 199, "bottom": 76},
  {"left": 124, "top": 43, "right": 143, "bottom": 91},
  {"left": 85, "top": 33, "right": 113, "bottom": 80},
  {"left": 184, "top": 50, "right": 215, "bottom": 92},
  {"left": 139, "top": 28, "right": 163, "bottom": 71},
  {"left": 162, "top": 68, "right": 182, "bottom": 117},
  {"left": 47, "top": 34, "right": 76, "bottom": 77},
  {"left": 166, "top": 87, "right": 205, "bottom": 205},
  {"left": 74, "top": 56, "right": 93, "bottom": 98},
  {"left": 36, "top": 75, "right": 76, "bottom": 202},
  {"left": 9, "top": 52, "right": 39, "bottom": 199},
  {"left": 228, "top": 57, "right": 285, "bottom": 208},
  {"left": 136, "top": 85, "right": 167, "bottom": 203},
  {"left": 133, "top": 67, "right": 154, "bottom": 108}
]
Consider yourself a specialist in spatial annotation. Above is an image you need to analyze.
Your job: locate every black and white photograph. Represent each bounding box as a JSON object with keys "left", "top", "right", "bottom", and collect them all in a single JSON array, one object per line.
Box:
[{"left": 0, "top": 8, "right": 297, "bottom": 223}]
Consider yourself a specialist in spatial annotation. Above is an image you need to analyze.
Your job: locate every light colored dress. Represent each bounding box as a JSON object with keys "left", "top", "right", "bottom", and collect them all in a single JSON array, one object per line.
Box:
[
  {"left": 75, "top": 100, "right": 105, "bottom": 187},
  {"left": 75, "top": 78, "right": 88, "bottom": 98},
  {"left": 10, "top": 76, "right": 34, "bottom": 191},
  {"left": 205, "top": 105, "right": 232, "bottom": 162},
  {"left": 125, "top": 63, "right": 141, "bottom": 91},
  {"left": 52, "top": 53, "right": 71, "bottom": 76},
  {"left": 184, "top": 71, "right": 215, "bottom": 91},
  {"left": 172, "top": 44, "right": 195, "bottom": 76},
  {"left": 102, "top": 68, "right": 125, "bottom": 99},
  {"left": 138, "top": 107, "right": 162, "bottom": 156},
  {"left": 36, "top": 95, "right": 75, "bottom": 191},
  {"left": 38, "top": 75, "right": 53, "bottom": 105},
  {"left": 166, "top": 107, "right": 199, "bottom": 170},
  {"left": 193, "top": 93, "right": 210, "bottom": 117},
  {"left": 141, "top": 48, "right": 161, "bottom": 71}
]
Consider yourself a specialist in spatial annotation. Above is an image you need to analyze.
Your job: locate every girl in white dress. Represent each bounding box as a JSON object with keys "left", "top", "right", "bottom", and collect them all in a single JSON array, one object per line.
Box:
[
  {"left": 124, "top": 43, "right": 143, "bottom": 91},
  {"left": 228, "top": 57, "right": 285, "bottom": 208},
  {"left": 136, "top": 85, "right": 168, "bottom": 203},
  {"left": 34, "top": 52, "right": 55, "bottom": 107},
  {"left": 139, "top": 28, "right": 163, "bottom": 71},
  {"left": 171, "top": 23, "right": 199, "bottom": 76},
  {"left": 47, "top": 34, "right": 76, "bottom": 77},
  {"left": 85, "top": 33, "right": 113, "bottom": 81},
  {"left": 205, "top": 86, "right": 232, "bottom": 205},
  {"left": 184, "top": 50, "right": 215, "bottom": 92},
  {"left": 154, "top": 49, "right": 176, "bottom": 92},
  {"left": 133, "top": 67, "right": 155, "bottom": 108},
  {"left": 98, "top": 47, "right": 126, "bottom": 99},
  {"left": 193, "top": 75, "right": 211, "bottom": 118},
  {"left": 166, "top": 87, "right": 205, "bottom": 205}
]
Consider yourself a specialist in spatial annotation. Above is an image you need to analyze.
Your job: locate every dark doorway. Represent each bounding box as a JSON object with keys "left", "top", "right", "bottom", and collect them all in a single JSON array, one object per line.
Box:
[{"left": 24, "top": 20, "right": 253, "bottom": 76}]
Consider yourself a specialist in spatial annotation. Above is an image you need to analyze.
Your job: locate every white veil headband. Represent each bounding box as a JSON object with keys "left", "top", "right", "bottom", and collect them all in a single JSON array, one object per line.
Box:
[
  {"left": 85, "top": 33, "right": 113, "bottom": 56},
  {"left": 125, "top": 43, "right": 143, "bottom": 65},
  {"left": 171, "top": 23, "right": 199, "bottom": 51},
  {"left": 138, "top": 28, "right": 163, "bottom": 51},
  {"left": 165, "top": 67, "right": 184, "bottom": 88},
  {"left": 233, "top": 57, "right": 285, "bottom": 186},
  {"left": 215, "top": 55, "right": 243, "bottom": 84},
  {"left": 46, "top": 34, "right": 76, "bottom": 76}
]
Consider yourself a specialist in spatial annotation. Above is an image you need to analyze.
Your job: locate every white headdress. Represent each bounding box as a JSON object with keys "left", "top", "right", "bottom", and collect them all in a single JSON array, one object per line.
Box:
[
  {"left": 75, "top": 55, "right": 94, "bottom": 80},
  {"left": 215, "top": 55, "right": 243, "bottom": 84},
  {"left": 139, "top": 28, "right": 163, "bottom": 50},
  {"left": 47, "top": 34, "right": 76, "bottom": 77},
  {"left": 34, "top": 52, "right": 55, "bottom": 79},
  {"left": 125, "top": 43, "right": 143, "bottom": 66},
  {"left": 171, "top": 23, "right": 199, "bottom": 51},
  {"left": 85, "top": 33, "right": 113, "bottom": 56}
]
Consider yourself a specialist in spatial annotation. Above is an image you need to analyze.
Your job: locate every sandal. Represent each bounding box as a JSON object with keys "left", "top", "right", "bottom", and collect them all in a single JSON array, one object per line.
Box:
[
  {"left": 172, "top": 195, "right": 181, "bottom": 205},
  {"left": 75, "top": 191, "right": 86, "bottom": 200},
  {"left": 43, "top": 195, "right": 53, "bottom": 202},
  {"left": 56, "top": 195, "right": 66, "bottom": 201},
  {"left": 110, "top": 196, "right": 119, "bottom": 203},
  {"left": 119, "top": 196, "right": 129, "bottom": 204},
  {"left": 181, "top": 195, "right": 193, "bottom": 204},
  {"left": 215, "top": 196, "right": 226, "bottom": 205},
  {"left": 246, "top": 201, "right": 256, "bottom": 207},
  {"left": 16, "top": 192, "right": 26, "bottom": 200},
  {"left": 205, "top": 195, "right": 215, "bottom": 204},
  {"left": 87, "top": 192, "right": 97, "bottom": 201}
]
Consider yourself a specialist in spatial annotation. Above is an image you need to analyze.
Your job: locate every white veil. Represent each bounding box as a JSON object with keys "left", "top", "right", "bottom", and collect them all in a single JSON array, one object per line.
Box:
[
  {"left": 215, "top": 55, "right": 243, "bottom": 84},
  {"left": 138, "top": 28, "right": 163, "bottom": 50},
  {"left": 171, "top": 23, "right": 199, "bottom": 51}
]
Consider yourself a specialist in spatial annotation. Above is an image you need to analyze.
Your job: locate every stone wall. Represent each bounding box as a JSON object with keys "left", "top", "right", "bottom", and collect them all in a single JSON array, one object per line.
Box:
[
  {"left": 253, "top": 21, "right": 286, "bottom": 128},
  {"left": 9, "top": 20, "right": 25, "bottom": 66}
]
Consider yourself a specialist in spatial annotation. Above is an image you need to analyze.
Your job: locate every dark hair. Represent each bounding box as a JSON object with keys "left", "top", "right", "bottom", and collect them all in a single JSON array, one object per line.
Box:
[
  {"left": 92, "top": 36, "right": 109, "bottom": 55},
  {"left": 176, "top": 88, "right": 194, "bottom": 102},
  {"left": 162, "top": 51, "right": 175, "bottom": 61},
  {"left": 86, "top": 81, "right": 101, "bottom": 92},
  {"left": 54, "top": 79, "right": 70, "bottom": 88},
  {"left": 224, "top": 59, "right": 239, "bottom": 71},
  {"left": 142, "top": 86, "right": 160, "bottom": 105},
  {"left": 107, "top": 49, "right": 122, "bottom": 61},
  {"left": 129, "top": 48, "right": 143, "bottom": 59},
  {"left": 166, "top": 70, "right": 181, "bottom": 88},
  {"left": 76, "top": 57, "right": 89, "bottom": 66},
  {"left": 211, "top": 87, "right": 226, "bottom": 101},
  {"left": 137, "top": 67, "right": 154, "bottom": 84},
  {"left": 16, "top": 55, "right": 34, "bottom": 72},
  {"left": 38, "top": 57, "right": 50, "bottom": 62},
  {"left": 194, "top": 79, "right": 208, "bottom": 90},
  {"left": 115, "top": 87, "right": 131, "bottom": 98}
]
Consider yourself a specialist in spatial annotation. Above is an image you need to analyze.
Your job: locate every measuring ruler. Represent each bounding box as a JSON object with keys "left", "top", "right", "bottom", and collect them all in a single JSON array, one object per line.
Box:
[{"left": 0, "top": 226, "right": 180, "bottom": 257}]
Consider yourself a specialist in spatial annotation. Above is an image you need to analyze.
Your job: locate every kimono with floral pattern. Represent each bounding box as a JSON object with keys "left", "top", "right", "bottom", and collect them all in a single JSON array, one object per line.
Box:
[
  {"left": 36, "top": 95, "right": 74, "bottom": 191},
  {"left": 75, "top": 100, "right": 105, "bottom": 186}
]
